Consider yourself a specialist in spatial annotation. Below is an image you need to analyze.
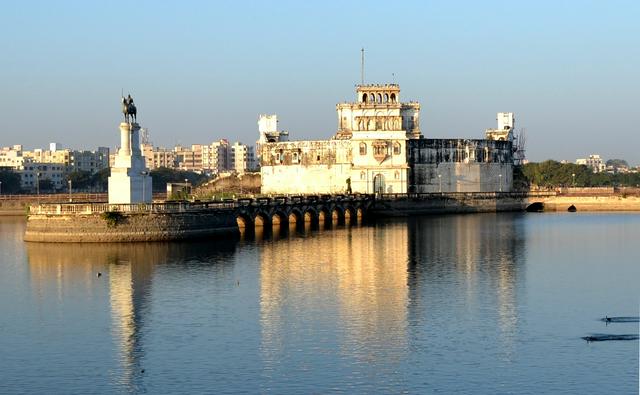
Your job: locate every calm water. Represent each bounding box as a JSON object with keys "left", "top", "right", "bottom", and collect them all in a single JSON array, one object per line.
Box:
[{"left": 0, "top": 213, "right": 638, "bottom": 394}]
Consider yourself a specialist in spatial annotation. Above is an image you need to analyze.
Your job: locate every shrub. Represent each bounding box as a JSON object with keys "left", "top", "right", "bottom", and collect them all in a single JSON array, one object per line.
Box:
[{"left": 101, "top": 211, "right": 124, "bottom": 227}]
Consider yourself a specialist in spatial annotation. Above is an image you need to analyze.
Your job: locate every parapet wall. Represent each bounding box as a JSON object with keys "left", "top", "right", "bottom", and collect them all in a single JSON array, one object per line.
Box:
[
  {"left": 24, "top": 209, "right": 239, "bottom": 243},
  {"left": 371, "top": 193, "right": 527, "bottom": 216},
  {"left": 0, "top": 193, "right": 107, "bottom": 216}
]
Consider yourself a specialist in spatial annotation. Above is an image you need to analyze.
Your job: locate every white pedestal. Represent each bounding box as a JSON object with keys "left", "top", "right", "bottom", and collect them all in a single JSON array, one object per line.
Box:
[{"left": 108, "top": 122, "right": 152, "bottom": 204}]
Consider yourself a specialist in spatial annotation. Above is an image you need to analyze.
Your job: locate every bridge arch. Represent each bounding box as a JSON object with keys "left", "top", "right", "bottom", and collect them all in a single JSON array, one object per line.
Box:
[
  {"left": 254, "top": 211, "right": 271, "bottom": 228},
  {"left": 344, "top": 206, "right": 356, "bottom": 225},
  {"left": 288, "top": 208, "right": 303, "bottom": 224},
  {"left": 232, "top": 195, "right": 373, "bottom": 233},
  {"left": 236, "top": 213, "right": 253, "bottom": 229},
  {"left": 331, "top": 206, "right": 345, "bottom": 226},
  {"left": 526, "top": 202, "right": 544, "bottom": 212},
  {"left": 271, "top": 211, "right": 287, "bottom": 228},
  {"left": 356, "top": 207, "right": 364, "bottom": 222},
  {"left": 303, "top": 208, "right": 318, "bottom": 227},
  {"left": 318, "top": 208, "right": 331, "bottom": 228}
]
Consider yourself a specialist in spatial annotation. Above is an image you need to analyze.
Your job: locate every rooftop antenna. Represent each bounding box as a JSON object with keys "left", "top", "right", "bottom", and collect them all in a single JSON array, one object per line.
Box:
[{"left": 361, "top": 48, "right": 365, "bottom": 85}]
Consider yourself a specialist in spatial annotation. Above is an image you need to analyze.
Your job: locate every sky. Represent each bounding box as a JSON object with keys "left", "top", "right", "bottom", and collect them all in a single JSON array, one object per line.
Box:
[{"left": 1, "top": 0, "right": 639, "bottom": 164}]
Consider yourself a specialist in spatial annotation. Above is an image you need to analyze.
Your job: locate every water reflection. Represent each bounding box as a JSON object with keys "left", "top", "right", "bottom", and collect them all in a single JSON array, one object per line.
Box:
[
  {"left": 258, "top": 223, "right": 410, "bottom": 385},
  {"left": 6, "top": 213, "right": 638, "bottom": 394},
  {"left": 25, "top": 240, "right": 237, "bottom": 392},
  {"left": 257, "top": 214, "right": 526, "bottom": 388},
  {"left": 22, "top": 213, "right": 527, "bottom": 391},
  {"left": 407, "top": 213, "right": 525, "bottom": 360}
]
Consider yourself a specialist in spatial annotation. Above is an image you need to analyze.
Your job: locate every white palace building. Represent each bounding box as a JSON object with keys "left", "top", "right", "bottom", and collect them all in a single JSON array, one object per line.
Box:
[{"left": 259, "top": 84, "right": 515, "bottom": 195}]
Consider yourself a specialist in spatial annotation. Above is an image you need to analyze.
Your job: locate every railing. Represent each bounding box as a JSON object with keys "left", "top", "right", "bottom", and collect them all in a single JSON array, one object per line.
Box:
[
  {"left": 29, "top": 201, "right": 235, "bottom": 215},
  {"left": 235, "top": 193, "right": 374, "bottom": 207},
  {"left": 0, "top": 193, "right": 107, "bottom": 202},
  {"left": 29, "top": 194, "right": 377, "bottom": 215},
  {"left": 375, "top": 191, "right": 557, "bottom": 200}
]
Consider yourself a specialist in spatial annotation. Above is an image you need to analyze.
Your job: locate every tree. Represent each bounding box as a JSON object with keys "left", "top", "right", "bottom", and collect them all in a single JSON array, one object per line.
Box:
[
  {"left": 606, "top": 159, "right": 629, "bottom": 169},
  {"left": 0, "top": 169, "right": 22, "bottom": 194},
  {"left": 522, "top": 161, "right": 640, "bottom": 188},
  {"left": 90, "top": 168, "right": 110, "bottom": 191},
  {"left": 149, "top": 167, "right": 208, "bottom": 192},
  {"left": 38, "top": 178, "right": 54, "bottom": 192},
  {"left": 67, "top": 170, "right": 93, "bottom": 190}
]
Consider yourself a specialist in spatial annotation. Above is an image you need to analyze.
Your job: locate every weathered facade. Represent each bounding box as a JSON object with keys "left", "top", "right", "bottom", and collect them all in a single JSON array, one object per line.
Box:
[
  {"left": 260, "top": 140, "right": 353, "bottom": 194},
  {"left": 259, "top": 84, "right": 514, "bottom": 194},
  {"left": 408, "top": 139, "right": 513, "bottom": 193}
]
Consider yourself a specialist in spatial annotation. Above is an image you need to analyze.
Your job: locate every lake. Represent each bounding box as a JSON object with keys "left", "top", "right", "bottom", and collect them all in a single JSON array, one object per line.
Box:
[{"left": 0, "top": 212, "right": 638, "bottom": 394}]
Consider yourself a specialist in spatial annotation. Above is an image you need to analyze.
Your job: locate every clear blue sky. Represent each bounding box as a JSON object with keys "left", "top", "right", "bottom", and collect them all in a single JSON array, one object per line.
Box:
[{"left": 1, "top": 1, "right": 639, "bottom": 164}]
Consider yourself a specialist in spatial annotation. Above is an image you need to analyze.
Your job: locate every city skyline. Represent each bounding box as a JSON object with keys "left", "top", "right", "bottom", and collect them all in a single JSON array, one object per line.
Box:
[{"left": 2, "top": 1, "right": 639, "bottom": 164}]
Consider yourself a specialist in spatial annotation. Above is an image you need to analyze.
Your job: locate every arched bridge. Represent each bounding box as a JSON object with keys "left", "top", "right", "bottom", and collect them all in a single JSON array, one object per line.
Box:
[{"left": 234, "top": 194, "right": 374, "bottom": 231}]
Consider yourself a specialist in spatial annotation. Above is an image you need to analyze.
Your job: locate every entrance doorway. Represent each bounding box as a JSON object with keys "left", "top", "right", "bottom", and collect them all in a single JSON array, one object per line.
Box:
[{"left": 373, "top": 173, "right": 385, "bottom": 194}]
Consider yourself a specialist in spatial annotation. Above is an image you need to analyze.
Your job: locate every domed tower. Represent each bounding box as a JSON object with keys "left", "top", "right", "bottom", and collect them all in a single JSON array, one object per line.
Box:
[
  {"left": 336, "top": 84, "right": 421, "bottom": 140},
  {"left": 336, "top": 84, "right": 421, "bottom": 194}
]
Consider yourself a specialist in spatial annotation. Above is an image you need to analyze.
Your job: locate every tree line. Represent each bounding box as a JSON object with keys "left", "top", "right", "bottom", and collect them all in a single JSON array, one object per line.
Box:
[
  {"left": 516, "top": 161, "right": 640, "bottom": 189},
  {"left": 0, "top": 167, "right": 209, "bottom": 194}
]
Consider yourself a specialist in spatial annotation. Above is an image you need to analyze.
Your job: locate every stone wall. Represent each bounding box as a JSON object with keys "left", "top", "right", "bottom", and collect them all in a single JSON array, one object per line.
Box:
[
  {"left": 24, "top": 209, "right": 239, "bottom": 242},
  {"left": 408, "top": 139, "right": 513, "bottom": 193},
  {"left": 260, "top": 140, "right": 353, "bottom": 194},
  {"left": 261, "top": 163, "right": 353, "bottom": 194},
  {"left": 533, "top": 195, "right": 640, "bottom": 211},
  {"left": 371, "top": 193, "right": 527, "bottom": 216}
]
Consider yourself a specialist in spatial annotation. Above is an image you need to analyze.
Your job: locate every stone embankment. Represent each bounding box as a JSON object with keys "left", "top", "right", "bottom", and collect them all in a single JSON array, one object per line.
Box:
[
  {"left": 533, "top": 195, "right": 640, "bottom": 212},
  {"left": 371, "top": 192, "right": 535, "bottom": 216},
  {"left": 24, "top": 202, "right": 238, "bottom": 243},
  {"left": 21, "top": 189, "right": 640, "bottom": 243}
]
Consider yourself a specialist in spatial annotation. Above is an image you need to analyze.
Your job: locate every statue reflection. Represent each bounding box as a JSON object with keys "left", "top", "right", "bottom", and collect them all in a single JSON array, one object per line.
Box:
[
  {"left": 26, "top": 240, "right": 237, "bottom": 391},
  {"left": 26, "top": 243, "right": 157, "bottom": 391},
  {"left": 259, "top": 223, "right": 409, "bottom": 371}
]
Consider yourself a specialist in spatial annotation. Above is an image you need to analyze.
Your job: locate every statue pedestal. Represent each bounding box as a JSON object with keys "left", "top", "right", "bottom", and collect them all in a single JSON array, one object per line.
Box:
[{"left": 108, "top": 122, "right": 152, "bottom": 204}]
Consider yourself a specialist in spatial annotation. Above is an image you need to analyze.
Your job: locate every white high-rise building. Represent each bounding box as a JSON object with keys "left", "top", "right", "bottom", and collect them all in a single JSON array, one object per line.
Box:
[
  {"left": 230, "top": 142, "right": 257, "bottom": 174},
  {"left": 576, "top": 154, "right": 606, "bottom": 173}
]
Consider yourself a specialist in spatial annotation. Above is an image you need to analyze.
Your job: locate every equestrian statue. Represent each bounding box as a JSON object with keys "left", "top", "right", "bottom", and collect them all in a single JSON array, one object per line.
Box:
[{"left": 121, "top": 94, "right": 137, "bottom": 123}]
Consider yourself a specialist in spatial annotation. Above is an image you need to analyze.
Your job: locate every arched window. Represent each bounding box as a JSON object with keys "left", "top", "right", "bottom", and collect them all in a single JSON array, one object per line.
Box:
[
  {"left": 362, "top": 93, "right": 368, "bottom": 103},
  {"left": 360, "top": 171, "right": 366, "bottom": 180},
  {"left": 384, "top": 93, "right": 389, "bottom": 103},
  {"left": 359, "top": 142, "right": 367, "bottom": 155},
  {"left": 377, "top": 93, "right": 382, "bottom": 103},
  {"left": 393, "top": 142, "right": 401, "bottom": 155},
  {"left": 390, "top": 93, "right": 396, "bottom": 103},
  {"left": 373, "top": 143, "right": 386, "bottom": 157}
]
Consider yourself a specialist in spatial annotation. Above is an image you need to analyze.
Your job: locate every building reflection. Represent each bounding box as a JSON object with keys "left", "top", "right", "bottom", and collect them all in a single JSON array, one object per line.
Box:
[
  {"left": 25, "top": 240, "right": 237, "bottom": 391},
  {"left": 259, "top": 223, "right": 410, "bottom": 367},
  {"left": 407, "top": 213, "right": 525, "bottom": 359}
]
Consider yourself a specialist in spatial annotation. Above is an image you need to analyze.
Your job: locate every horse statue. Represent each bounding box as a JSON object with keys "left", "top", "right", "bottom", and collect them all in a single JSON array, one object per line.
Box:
[{"left": 121, "top": 94, "right": 137, "bottom": 123}]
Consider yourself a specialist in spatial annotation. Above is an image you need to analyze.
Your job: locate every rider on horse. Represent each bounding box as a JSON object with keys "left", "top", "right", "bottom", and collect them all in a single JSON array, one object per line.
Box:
[{"left": 121, "top": 94, "right": 137, "bottom": 123}]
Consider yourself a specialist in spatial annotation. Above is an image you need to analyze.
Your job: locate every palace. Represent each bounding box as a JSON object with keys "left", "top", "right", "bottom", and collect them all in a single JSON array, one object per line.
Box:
[{"left": 259, "top": 84, "right": 514, "bottom": 194}]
